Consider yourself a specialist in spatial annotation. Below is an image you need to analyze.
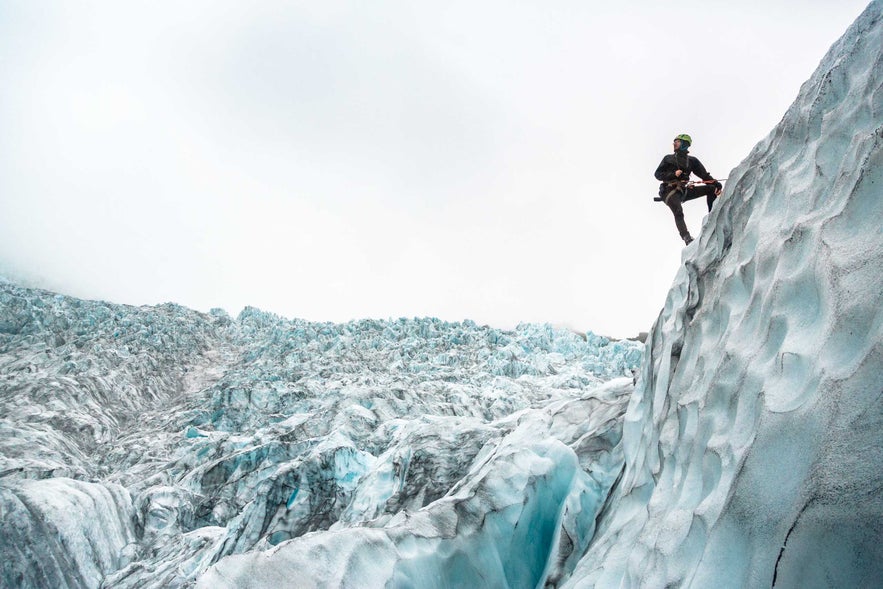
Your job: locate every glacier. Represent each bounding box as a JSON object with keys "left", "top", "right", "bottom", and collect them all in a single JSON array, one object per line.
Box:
[
  {"left": 0, "top": 286, "right": 641, "bottom": 588},
  {"left": 2, "top": 1, "right": 883, "bottom": 588}
]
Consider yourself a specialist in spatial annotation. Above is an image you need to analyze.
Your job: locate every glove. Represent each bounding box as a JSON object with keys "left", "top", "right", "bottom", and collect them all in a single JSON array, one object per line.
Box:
[{"left": 712, "top": 181, "right": 722, "bottom": 191}]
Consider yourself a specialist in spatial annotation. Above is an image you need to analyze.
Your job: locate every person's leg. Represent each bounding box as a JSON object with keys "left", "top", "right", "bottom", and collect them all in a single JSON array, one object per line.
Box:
[
  {"left": 682, "top": 184, "right": 717, "bottom": 211},
  {"left": 664, "top": 189, "right": 691, "bottom": 241}
]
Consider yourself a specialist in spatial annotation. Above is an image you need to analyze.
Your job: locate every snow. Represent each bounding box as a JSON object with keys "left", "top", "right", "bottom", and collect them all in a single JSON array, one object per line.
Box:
[{"left": 2, "top": 2, "right": 883, "bottom": 587}]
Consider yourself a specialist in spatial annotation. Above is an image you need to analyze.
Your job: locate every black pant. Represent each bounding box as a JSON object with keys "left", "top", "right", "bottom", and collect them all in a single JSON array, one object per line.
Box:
[{"left": 664, "top": 184, "right": 718, "bottom": 238}]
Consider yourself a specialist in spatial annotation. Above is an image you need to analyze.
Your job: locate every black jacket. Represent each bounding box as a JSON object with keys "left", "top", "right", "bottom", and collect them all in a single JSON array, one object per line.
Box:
[{"left": 654, "top": 151, "right": 714, "bottom": 186}]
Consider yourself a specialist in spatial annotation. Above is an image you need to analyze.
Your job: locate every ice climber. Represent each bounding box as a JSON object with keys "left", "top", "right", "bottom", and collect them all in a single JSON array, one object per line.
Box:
[{"left": 654, "top": 134, "right": 723, "bottom": 245}]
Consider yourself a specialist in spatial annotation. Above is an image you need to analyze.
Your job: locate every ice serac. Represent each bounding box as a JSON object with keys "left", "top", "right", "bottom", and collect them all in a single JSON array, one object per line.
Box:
[
  {"left": 196, "top": 380, "right": 631, "bottom": 589},
  {"left": 0, "top": 478, "right": 135, "bottom": 588},
  {"left": 0, "top": 277, "right": 642, "bottom": 588},
  {"left": 565, "top": 3, "right": 883, "bottom": 588}
]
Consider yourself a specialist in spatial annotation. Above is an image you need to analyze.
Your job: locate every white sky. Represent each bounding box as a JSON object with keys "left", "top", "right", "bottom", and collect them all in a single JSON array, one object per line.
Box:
[{"left": 0, "top": 1, "right": 870, "bottom": 337}]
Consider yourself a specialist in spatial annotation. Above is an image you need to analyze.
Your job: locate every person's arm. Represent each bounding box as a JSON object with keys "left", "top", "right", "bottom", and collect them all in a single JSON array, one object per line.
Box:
[
  {"left": 691, "top": 157, "right": 723, "bottom": 193},
  {"left": 654, "top": 156, "right": 679, "bottom": 182},
  {"left": 691, "top": 157, "right": 713, "bottom": 181}
]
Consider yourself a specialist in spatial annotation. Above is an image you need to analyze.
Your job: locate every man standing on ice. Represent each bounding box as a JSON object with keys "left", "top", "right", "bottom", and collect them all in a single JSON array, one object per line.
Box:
[{"left": 654, "top": 133, "right": 723, "bottom": 245}]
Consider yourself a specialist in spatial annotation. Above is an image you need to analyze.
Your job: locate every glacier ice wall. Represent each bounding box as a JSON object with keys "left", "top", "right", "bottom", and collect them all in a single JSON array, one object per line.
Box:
[
  {"left": 0, "top": 278, "right": 642, "bottom": 588},
  {"left": 565, "top": 3, "right": 883, "bottom": 588}
]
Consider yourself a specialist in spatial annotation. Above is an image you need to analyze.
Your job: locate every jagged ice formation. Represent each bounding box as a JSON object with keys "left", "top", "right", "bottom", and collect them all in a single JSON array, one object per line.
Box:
[{"left": 0, "top": 285, "right": 641, "bottom": 588}]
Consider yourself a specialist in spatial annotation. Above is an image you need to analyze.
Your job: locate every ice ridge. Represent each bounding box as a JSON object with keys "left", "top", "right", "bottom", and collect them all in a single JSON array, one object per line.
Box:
[{"left": 563, "top": 3, "right": 883, "bottom": 588}]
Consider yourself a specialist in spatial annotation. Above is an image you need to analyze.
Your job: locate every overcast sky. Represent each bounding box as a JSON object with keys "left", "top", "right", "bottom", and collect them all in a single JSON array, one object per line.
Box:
[{"left": 0, "top": 1, "right": 871, "bottom": 337}]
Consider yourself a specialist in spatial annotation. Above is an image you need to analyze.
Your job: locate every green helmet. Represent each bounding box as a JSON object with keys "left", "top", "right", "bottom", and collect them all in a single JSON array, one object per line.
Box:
[{"left": 675, "top": 133, "right": 692, "bottom": 145}]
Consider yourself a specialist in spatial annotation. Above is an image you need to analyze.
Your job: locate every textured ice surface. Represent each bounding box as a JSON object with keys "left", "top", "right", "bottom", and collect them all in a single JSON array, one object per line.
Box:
[
  {"left": 196, "top": 383, "right": 630, "bottom": 589},
  {"left": 1, "top": 478, "right": 135, "bottom": 587},
  {"left": 0, "top": 279, "right": 640, "bottom": 588},
  {"left": 563, "top": 3, "right": 883, "bottom": 588}
]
